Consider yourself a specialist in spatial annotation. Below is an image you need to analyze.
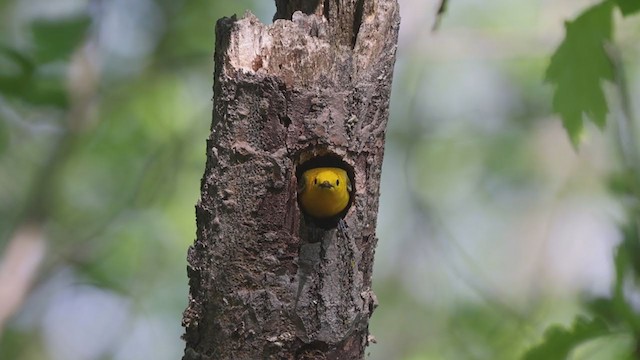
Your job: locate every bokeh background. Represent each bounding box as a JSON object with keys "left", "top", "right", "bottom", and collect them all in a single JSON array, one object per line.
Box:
[{"left": 1, "top": 0, "right": 639, "bottom": 359}]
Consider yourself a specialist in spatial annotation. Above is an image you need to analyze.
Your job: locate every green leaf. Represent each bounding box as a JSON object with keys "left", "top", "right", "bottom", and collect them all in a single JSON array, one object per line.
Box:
[
  {"left": 607, "top": 170, "right": 636, "bottom": 197},
  {"left": 523, "top": 316, "right": 611, "bottom": 360},
  {"left": 586, "top": 297, "right": 619, "bottom": 326},
  {"left": 612, "top": 224, "right": 640, "bottom": 333},
  {"left": 0, "top": 116, "right": 8, "bottom": 155},
  {"left": 23, "top": 74, "right": 68, "bottom": 107},
  {"left": 619, "top": 224, "right": 640, "bottom": 277},
  {"left": 0, "top": 45, "right": 35, "bottom": 96},
  {"left": 615, "top": 0, "right": 640, "bottom": 16},
  {"left": 545, "top": 1, "right": 614, "bottom": 147},
  {"left": 0, "top": 44, "right": 68, "bottom": 107},
  {"left": 30, "top": 15, "right": 91, "bottom": 63}
]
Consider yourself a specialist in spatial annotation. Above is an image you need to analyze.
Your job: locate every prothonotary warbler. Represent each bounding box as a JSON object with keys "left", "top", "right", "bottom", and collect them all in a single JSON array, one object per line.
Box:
[{"left": 298, "top": 167, "right": 352, "bottom": 219}]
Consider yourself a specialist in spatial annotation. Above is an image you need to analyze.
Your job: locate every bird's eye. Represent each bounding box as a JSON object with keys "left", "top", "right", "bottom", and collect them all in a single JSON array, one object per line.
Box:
[
  {"left": 336, "top": 179, "right": 340, "bottom": 186},
  {"left": 314, "top": 178, "right": 317, "bottom": 185}
]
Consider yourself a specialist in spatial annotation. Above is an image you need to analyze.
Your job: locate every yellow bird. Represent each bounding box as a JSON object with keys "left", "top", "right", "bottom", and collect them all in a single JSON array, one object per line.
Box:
[{"left": 298, "top": 167, "right": 352, "bottom": 219}]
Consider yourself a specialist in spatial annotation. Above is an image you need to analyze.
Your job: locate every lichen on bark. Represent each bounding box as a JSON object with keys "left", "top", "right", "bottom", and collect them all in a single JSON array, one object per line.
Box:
[{"left": 182, "top": 1, "right": 399, "bottom": 359}]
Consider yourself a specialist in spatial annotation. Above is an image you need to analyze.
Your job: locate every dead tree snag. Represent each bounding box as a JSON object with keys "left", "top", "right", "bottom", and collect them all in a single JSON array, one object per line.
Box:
[{"left": 182, "top": 1, "right": 399, "bottom": 359}]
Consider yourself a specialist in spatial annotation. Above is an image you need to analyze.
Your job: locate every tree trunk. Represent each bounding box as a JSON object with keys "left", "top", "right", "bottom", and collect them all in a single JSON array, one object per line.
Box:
[{"left": 182, "top": 1, "right": 399, "bottom": 359}]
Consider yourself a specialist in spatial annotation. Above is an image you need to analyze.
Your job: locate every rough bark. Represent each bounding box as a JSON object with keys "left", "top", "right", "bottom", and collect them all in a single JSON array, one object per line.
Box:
[{"left": 182, "top": 1, "right": 399, "bottom": 359}]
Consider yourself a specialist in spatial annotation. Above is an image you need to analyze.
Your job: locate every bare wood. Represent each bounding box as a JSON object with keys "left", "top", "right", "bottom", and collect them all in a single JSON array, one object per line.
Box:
[{"left": 182, "top": 1, "right": 399, "bottom": 359}]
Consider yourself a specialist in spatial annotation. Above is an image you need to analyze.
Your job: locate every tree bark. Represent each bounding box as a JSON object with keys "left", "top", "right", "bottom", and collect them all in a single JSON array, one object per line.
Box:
[{"left": 182, "top": 1, "right": 399, "bottom": 359}]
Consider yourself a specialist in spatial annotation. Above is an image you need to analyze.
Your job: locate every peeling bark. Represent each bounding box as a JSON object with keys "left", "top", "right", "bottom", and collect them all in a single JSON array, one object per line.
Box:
[{"left": 182, "top": 1, "right": 399, "bottom": 359}]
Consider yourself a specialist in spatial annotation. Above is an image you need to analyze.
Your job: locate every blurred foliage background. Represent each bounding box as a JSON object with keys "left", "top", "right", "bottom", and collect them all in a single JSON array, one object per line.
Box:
[{"left": 1, "top": 0, "right": 640, "bottom": 359}]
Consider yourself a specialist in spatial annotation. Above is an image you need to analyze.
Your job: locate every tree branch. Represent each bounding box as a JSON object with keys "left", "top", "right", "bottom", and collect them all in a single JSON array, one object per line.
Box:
[{"left": 182, "top": 1, "right": 399, "bottom": 358}]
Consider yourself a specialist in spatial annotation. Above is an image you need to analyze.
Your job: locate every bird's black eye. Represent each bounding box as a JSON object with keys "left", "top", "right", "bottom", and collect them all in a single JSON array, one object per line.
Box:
[
  {"left": 336, "top": 179, "right": 340, "bottom": 186},
  {"left": 314, "top": 178, "right": 317, "bottom": 185}
]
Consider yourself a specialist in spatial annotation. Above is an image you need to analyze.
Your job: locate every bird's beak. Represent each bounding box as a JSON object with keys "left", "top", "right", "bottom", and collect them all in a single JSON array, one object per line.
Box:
[{"left": 319, "top": 180, "right": 333, "bottom": 189}]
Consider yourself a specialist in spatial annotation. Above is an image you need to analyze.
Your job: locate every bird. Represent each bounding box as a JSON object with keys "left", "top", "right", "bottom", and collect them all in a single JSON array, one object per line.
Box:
[{"left": 298, "top": 167, "right": 352, "bottom": 219}]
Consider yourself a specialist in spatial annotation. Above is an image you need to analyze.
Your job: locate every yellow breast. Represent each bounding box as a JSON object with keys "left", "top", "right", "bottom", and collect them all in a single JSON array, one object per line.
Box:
[{"left": 299, "top": 167, "right": 352, "bottom": 219}]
